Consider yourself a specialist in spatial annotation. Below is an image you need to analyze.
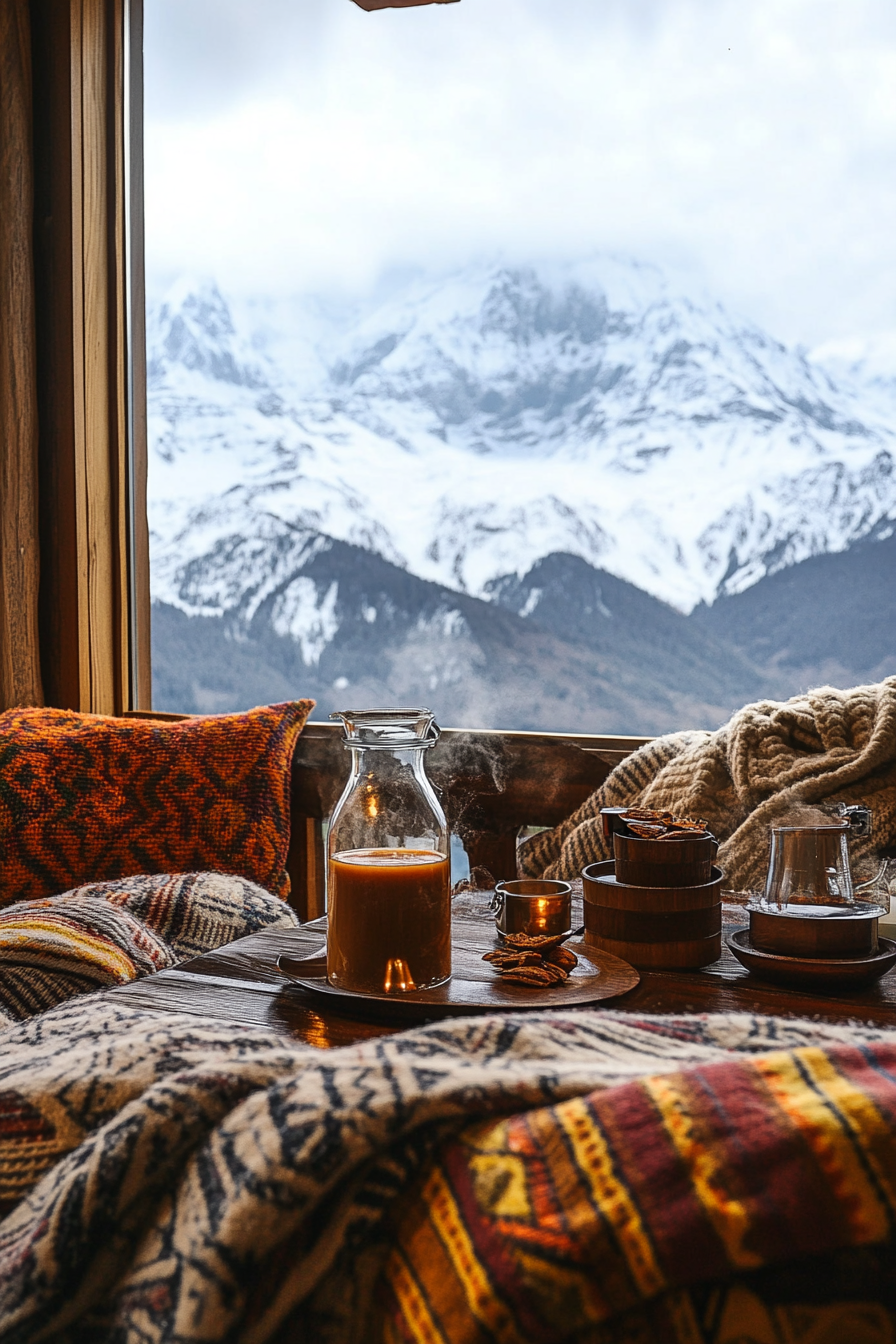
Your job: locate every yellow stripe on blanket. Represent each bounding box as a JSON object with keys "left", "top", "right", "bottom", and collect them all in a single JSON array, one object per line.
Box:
[
  {"left": 799, "top": 1049, "right": 896, "bottom": 1211},
  {"left": 642, "top": 1073, "right": 761, "bottom": 1271},
  {"left": 385, "top": 1247, "right": 449, "bottom": 1344},
  {"left": 755, "top": 1048, "right": 892, "bottom": 1244},
  {"left": 426, "top": 1163, "right": 530, "bottom": 1344},
  {"left": 0, "top": 916, "right": 138, "bottom": 983},
  {"left": 556, "top": 1094, "right": 666, "bottom": 1297}
]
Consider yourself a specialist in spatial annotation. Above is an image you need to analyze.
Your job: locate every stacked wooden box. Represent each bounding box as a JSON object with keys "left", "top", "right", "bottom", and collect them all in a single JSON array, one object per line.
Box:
[{"left": 583, "top": 826, "right": 722, "bottom": 969}]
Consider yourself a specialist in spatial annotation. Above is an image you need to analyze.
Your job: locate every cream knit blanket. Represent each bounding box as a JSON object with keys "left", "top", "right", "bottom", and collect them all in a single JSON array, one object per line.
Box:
[{"left": 519, "top": 677, "right": 896, "bottom": 892}]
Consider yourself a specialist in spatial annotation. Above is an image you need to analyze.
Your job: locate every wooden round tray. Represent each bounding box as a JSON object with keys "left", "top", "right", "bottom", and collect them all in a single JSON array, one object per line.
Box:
[
  {"left": 277, "top": 915, "right": 640, "bottom": 1020},
  {"left": 727, "top": 928, "right": 896, "bottom": 988}
]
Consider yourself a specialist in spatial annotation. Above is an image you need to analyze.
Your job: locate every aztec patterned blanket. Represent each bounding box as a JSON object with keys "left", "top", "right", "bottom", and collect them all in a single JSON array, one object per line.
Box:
[
  {"left": 3, "top": 1000, "right": 896, "bottom": 1343},
  {"left": 0, "top": 871, "right": 299, "bottom": 1025}
]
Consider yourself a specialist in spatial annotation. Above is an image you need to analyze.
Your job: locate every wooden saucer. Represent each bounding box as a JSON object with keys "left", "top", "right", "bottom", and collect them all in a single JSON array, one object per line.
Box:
[
  {"left": 727, "top": 928, "right": 896, "bottom": 989},
  {"left": 277, "top": 913, "right": 640, "bottom": 1020}
]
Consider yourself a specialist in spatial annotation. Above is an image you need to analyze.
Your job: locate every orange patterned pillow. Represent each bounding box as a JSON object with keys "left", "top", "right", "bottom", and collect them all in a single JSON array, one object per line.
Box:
[{"left": 0, "top": 701, "right": 314, "bottom": 906}]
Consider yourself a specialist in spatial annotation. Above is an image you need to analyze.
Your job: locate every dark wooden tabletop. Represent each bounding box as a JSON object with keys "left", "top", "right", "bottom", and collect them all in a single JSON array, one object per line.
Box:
[{"left": 110, "top": 890, "right": 896, "bottom": 1049}]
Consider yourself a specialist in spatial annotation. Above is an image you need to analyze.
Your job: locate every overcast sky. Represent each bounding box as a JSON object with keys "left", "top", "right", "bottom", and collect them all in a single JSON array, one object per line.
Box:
[{"left": 144, "top": 0, "right": 896, "bottom": 346}]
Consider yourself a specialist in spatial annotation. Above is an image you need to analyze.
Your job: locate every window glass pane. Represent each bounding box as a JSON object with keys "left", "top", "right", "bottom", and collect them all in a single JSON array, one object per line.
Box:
[{"left": 144, "top": 1, "right": 896, "bottom": 732}]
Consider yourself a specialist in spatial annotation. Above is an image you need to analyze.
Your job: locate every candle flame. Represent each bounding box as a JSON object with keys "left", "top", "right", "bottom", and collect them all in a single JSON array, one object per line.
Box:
[{"left": 384, "top": 958, "right": 417, "bottom": 993}]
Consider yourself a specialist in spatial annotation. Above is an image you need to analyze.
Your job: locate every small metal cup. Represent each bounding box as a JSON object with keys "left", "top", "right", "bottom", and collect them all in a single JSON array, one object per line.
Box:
[{"left": 494, "top": 879, "right": 573, "bottom": 937}]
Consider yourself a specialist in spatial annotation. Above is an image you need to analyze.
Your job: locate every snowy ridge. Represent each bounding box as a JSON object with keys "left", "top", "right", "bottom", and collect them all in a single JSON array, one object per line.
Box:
[
  {"left": 812, "top": 331, "right": 896, "bottom": 428},
  {"left": 148, "top": 260, "right": 896, "bottom": 652}
]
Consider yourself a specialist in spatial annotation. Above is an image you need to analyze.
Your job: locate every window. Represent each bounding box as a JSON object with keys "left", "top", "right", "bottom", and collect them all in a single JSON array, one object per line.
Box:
[{"left": 143, "top": 0, "right": 896, "bottom": 733}]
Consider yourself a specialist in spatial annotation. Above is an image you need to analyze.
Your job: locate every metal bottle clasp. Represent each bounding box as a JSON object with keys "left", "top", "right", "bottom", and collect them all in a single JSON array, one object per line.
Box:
[{"left": 837, "top": 804, "right": 873, "bottom": 838}]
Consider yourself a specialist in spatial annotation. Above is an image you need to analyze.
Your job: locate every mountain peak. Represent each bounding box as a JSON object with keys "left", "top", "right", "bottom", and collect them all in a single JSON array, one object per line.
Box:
[
  {"left": 147, "top": 254, "right": 896, "bottom": 616},
  {"left": 148, "top": 277, "right": 270, "bottom": 390}
]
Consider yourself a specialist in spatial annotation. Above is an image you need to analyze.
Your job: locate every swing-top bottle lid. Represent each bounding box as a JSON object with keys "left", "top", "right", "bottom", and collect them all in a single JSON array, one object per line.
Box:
[{"left": 330, "top": 707, "right": 440, "bottom": 749}]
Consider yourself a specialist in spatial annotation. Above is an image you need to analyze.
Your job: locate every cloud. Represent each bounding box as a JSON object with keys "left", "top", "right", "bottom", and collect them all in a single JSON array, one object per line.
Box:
[
  {"left": 144, "top": 0, "right": 896, "bottom": 343},
  {"left": 143, "top": 0, "right": 333, "bottom": 118}
]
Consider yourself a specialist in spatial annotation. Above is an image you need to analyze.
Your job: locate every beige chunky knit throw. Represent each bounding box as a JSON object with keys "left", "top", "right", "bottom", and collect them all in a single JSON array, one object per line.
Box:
[{"left": 519, "top": 677, "right": 896, "bottom": 893}]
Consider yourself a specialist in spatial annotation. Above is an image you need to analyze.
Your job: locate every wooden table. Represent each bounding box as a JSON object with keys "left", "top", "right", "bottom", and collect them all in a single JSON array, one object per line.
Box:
[{"left": 110, "top": 891, "right": 896, "bottom": 1049}]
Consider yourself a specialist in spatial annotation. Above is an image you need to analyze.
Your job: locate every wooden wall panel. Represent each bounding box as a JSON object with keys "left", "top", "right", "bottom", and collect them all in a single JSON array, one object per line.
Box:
[
  {"left": 0, "top": 0, "right": 43, "bottom": 710},
  {"left": 31, "top": 0, "right": 78, "bottom": 708},
  {"left": 30, "top": 0, "right": 148, "bottom": 714}
]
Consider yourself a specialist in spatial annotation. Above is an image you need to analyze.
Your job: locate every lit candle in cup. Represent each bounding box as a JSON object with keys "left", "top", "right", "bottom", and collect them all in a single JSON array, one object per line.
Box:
[{"left": 495, "top": 880, "right": 572, "bottom": 937}]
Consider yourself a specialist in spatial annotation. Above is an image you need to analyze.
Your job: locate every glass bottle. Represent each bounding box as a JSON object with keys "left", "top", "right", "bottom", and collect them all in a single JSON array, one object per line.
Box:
[{"left": 327, "top": 708, "right": 450, "bottom": 994}]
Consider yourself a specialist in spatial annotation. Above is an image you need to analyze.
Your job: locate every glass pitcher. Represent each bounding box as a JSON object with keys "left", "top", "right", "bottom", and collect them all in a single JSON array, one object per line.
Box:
[
  {"left": 327, "top": 708, "right": 450, "bottom": 994},
  {"left": 757, "top": 804, "right": 884, "bottom": 918},
  {"left": 761, "top": 822, "right": 855, "bottom": 912}
]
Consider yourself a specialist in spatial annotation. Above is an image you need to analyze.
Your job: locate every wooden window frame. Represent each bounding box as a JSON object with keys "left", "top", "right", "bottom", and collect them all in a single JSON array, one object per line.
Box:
[{"left": 31, "top": 0, "right": 150, "bottom": 715}]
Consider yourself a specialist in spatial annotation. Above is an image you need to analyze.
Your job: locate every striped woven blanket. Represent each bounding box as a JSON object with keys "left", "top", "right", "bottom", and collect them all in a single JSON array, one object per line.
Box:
[
  {"left": 379, "top": 1042, "right": 896, "bottom": 1342},
  {"left": 3, "top": 1001, "right": 896, "bottom": 1342},
  {"left": 0, "top": 871, "right": 298, "bottom": 1024}
]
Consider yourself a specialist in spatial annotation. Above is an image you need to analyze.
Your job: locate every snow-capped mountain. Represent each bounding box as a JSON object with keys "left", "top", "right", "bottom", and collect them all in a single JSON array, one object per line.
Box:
[
  {"left": 811, "top": 331, "right": 896, "bottom": 428},
  {"left": 148, "top": 259, "right": 896, "bottom": 637}
]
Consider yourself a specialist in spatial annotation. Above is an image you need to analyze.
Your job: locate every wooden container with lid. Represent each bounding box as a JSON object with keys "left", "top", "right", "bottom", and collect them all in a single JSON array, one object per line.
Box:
[
  {"left": 613, "top": 831, "right": 718, "bottom": 889},
  {"left": 582, "top": 859, "right": 723, "bottom": 969}
]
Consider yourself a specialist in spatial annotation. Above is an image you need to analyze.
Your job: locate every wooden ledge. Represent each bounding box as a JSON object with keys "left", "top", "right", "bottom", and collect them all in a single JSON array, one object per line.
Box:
[{"left": 108, "top": 892, "right": 896, "bottom": 1048}]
